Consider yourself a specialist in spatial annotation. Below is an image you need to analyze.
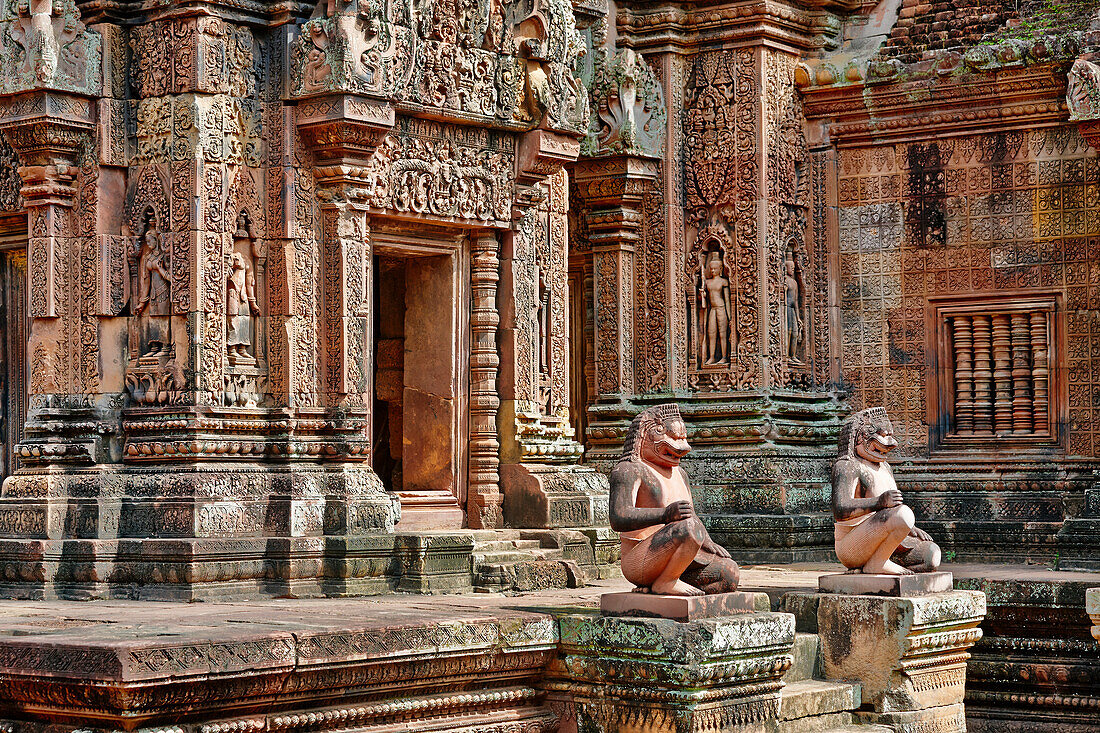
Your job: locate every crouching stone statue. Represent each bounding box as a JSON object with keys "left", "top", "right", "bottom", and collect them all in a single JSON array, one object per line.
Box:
[
  {"left": 832, "top": 407, "right": 941, "bottom": 575},
  {"left": 609, "top": 404, "right": 740, "bottom": 596}
]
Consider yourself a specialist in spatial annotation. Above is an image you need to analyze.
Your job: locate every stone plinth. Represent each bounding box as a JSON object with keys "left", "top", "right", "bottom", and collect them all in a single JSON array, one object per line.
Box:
[
  {"left": 1089, "top": 588, "right": 1100, "bottom": 643},
  {"left": 600, "top": 590, "right": 769, "bottom": 621},
  {"left": 816, "top": 590, "right": 985, "bottom": 733},
  {"left": 547, "top": 611, "right": 795, "bottom": 732},
  {"left": 818, "top": 571, "right": 953, "bottom": 597}
]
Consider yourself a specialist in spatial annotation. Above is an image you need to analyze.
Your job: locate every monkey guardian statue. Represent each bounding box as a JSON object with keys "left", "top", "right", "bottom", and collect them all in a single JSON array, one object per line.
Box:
[
  {"left": 609, "top": 404, "right": 740, "bottom": 596},
  {"left": 832, "top": 407, "right": 941, "bottom": 575}
]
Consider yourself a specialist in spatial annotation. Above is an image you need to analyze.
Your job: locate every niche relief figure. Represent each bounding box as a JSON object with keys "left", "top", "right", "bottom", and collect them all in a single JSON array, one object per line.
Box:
[
  {"left": 227, "top": 212, "right": 261, "bottom": 366},
  {"left": 697, "top": 249, "right": 733, "bottom": 367},
  {"left": 130, "top": 210, "right": 172, "bottom": 359},
  {"left": 784, "top": 249, "right": 806, "bottom": 363}
]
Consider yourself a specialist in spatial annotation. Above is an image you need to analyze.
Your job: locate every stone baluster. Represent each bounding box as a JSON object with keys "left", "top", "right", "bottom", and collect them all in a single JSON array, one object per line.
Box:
[
  {"left": 951, "top": 315, "right": 974, "bottom": 435},
  {"left": 468, "top": 231, "right": 503, "bottom": 529},
  {"left": 972, "top": 315, "right": 994, "bottom": 434},
  {"left": 991, "top": 314, "right": 1013, "bottom": 434},
  {"left": 1030, "top": 311, "right": 1050, "bottom": 435},
  {"left": 1010, "top": 312, "right": 1033, "bottom": 434}
]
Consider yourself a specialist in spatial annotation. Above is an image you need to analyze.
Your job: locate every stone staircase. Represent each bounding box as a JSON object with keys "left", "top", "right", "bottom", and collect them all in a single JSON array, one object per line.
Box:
[
  {"left": 779, "top": 632, "right": 892, "bottom": 733},
  {"left": 470, "top": 531, "right": 586, "bottom": 592}
]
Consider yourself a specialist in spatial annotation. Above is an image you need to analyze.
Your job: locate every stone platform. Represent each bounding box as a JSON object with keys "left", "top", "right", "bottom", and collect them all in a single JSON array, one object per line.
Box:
[
  {"left": 599, "top": 589, "right": 769, "bottom": 620},
  {"left": 818, "top": 570, "right": 953, "bottom": 596},
  {"left": 0, "top": 563, "right": 1096, "bottom": 733}
]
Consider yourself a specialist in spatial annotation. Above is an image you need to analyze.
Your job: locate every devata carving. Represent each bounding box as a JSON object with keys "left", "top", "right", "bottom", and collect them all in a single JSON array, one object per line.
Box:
[
  {"left": 290, "top": 0, "right": 587, "bottom": 135},
  {"left": 609, "top": 404, "right": 739, "bottom": 596},
  {"left": 130, "top": 211, "right": 172, "bottom": 359},
  {"left": 0, "top": 0, "right": 101, "bottom": 95},
  {"left": 783, "top": 247, "right": 805, "bottom": 363},
  {"left": 832, "top": 408, "right": 941, "bottom": 575}
]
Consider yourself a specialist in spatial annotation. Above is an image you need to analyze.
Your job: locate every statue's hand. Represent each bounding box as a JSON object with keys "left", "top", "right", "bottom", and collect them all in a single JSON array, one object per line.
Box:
[
  {"left": 703, "top": 539, "right": 731, "bottom": 559},
  {"left": 877, "top": 489, "right": 903, "bottom": 509},
  {"left": 662, "top": 500, "right": 695, "bottom": 523},
  {"left": 912, "top": 526, "right": 933, "bottom": 542}
]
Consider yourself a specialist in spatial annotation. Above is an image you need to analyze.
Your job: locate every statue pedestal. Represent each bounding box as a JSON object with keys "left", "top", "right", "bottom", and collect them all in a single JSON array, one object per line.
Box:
[
  {"left": 814, "top": 589, "right": 986, "bottom": 733},
  {"left": 1088, "top": 588, "right": 1100, "bottom": 643},
  {"left": 818, "top": 571, "right": 953, "bottom": 597},
  {"left": 548, "top": 611, "right": 794, "bottom": 732},
  {"left": 600, "top": 590, "right": 769, "bottom": 621}
]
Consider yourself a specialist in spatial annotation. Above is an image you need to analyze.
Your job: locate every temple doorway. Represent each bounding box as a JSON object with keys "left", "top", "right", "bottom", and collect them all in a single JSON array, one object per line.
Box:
[
  {"left": 0, "top": 231, "right": 27, "bottom": 484},
  {"left": 371, "top": 229, "right": 468, "bottom": 530}
]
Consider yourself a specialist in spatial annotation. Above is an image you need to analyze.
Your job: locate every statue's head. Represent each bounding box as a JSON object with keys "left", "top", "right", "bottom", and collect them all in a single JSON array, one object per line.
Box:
[
  {"left": 621, "top": 403, "right": 690, "bottom": 469},
  {"left": 705, "top": 259, "right": 721, "bottom": 277},
  {"left": 838, "top": 407, "right": 897, "bottom": 464}
]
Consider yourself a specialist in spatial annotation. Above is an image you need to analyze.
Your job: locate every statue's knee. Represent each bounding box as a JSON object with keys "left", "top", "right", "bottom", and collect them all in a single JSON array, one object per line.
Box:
[{"left": 889, "top": 504, "right": 915, "bottom": 531}]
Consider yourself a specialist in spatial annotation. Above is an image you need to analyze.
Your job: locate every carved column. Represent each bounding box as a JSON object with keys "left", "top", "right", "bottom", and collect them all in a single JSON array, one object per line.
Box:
[
  {"left": 469, "top": 231, "right": 502, "bottom": 529},
  {"left": 296, "top": 96, "right": 395, "bottom": 421},
  {"left": 1030, "top": 311, "right": 1050, "bottom": 435},
  {"left": 571, "top": 155, "right": 659, "bottom": 400},
  {"left": 0, "top": 95, "right": 99, "bottom": 467},
  {"left": 1010, "top": 312, "right": 1033, "bottom": 434}
]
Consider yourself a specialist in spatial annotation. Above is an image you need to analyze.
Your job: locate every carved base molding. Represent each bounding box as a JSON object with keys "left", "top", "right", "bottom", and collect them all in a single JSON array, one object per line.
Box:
[
  {"left": 546, "top": 611, "right": 795, "bottom": 733},
  {"left": 500, "top": 463, "right": 608, "bottom": 529},
  {"left": 892, "top": 459, "right": 1100, "bottom": 565}
]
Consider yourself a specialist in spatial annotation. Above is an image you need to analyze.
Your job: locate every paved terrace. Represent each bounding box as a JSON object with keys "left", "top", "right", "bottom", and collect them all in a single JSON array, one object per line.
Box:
[{"left": 1, "top": 563, "right": 1097, "bottom": 638}]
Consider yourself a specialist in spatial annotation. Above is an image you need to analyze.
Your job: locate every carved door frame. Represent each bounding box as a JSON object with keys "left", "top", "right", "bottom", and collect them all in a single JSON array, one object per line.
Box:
[
  {"left": 0, "top": 216, "right": 28, "bottom": 483},
  {"left": 371, "top": 222, "right": 471, "bottom": 528}
]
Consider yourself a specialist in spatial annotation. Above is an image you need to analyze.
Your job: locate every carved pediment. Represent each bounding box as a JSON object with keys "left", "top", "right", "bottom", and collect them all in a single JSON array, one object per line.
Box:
[{"left": 290, "top": 0, "right": 588, "bottom": 136}]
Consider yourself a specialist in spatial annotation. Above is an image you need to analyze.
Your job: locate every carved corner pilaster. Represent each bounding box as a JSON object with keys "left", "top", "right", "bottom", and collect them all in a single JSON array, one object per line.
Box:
[{"left": 570, "top": 154, "right": 659, "bottom": 399}]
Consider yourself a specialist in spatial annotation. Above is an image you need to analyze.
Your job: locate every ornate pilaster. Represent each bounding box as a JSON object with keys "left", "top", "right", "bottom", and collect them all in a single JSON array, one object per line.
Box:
[
  {"left": 0, "top": 0, "right": 101, "bottom": 467},
  {"left": 295, "top": 95, "right": 394, "bottom": 418},
  {"left": 571, "top": 154, "right": 659, "bottom": 400},
  {"left": 469, "top": 231, "right": 502, "bottom": 529}
]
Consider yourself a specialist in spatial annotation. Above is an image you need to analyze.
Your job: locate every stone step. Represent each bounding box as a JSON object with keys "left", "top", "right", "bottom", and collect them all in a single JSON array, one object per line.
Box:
[
  {"left": 818, "top": 726, "right": 893, "bottom": 733},
  {"left": 472, "top": 539, "right": 544, "bottom": 553},
  {"left": 779, "top": 680, "right": 861, "bottom": 721},
  {"left": 777, "top": 712, "right": 857, "bottom": 733},
  {"left": 783, "top": 632, "right": 820, "bottom": 683}
]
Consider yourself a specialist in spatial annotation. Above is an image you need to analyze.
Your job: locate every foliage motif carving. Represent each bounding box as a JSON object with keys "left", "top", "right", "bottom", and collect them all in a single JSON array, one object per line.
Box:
[
  {"left": 0, "top": 133, "right": 20, "bottom": 211},
  {"left": 130, "top": 17, "right": 255, "bottom": 98}
]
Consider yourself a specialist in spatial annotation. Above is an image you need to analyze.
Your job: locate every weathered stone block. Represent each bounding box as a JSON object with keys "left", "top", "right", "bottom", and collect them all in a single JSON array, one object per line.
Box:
[
  {"left": 816, "top": 590, "right": 985, "bottom": 724},
  {"left": 600, "top": 590, "right": 769, "bottom": 621},
  {"left": 818, "top": 571, "right": 953, "bottom": 596},
  {"left": 547, "top": 611, "right": 795, "bottom": 733}
]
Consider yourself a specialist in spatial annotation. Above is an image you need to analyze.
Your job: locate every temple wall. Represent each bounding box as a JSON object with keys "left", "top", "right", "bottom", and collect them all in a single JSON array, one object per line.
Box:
[{"left": 834, "top": 128, "right": 1100, "bottom": 458}]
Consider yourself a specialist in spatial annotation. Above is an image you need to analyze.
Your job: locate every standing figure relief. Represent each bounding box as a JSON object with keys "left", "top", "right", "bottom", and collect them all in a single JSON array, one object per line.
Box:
[{"left": 698, "top": 251, "right": 733, "bottom": 367}]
